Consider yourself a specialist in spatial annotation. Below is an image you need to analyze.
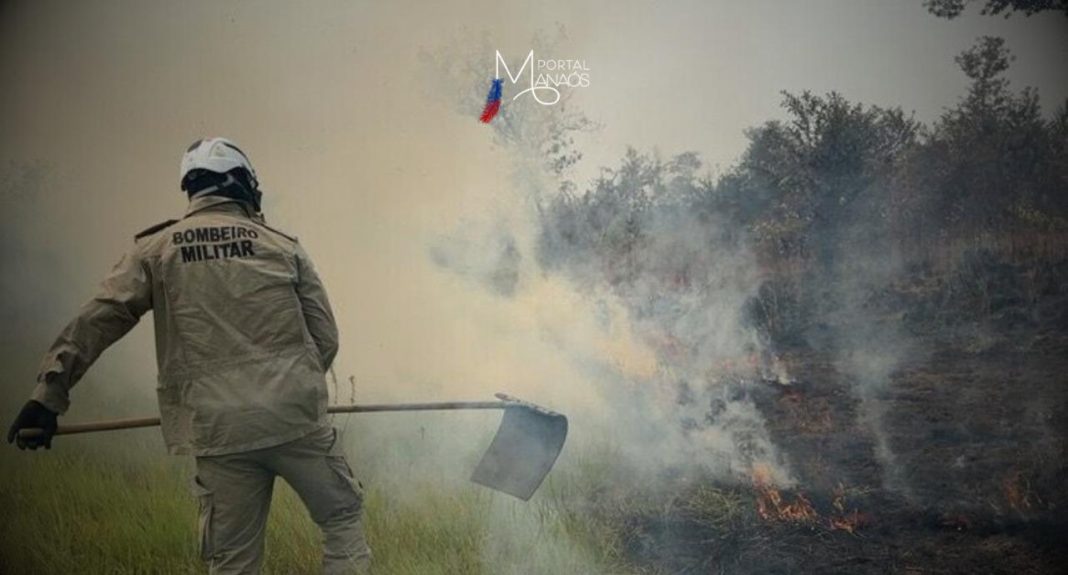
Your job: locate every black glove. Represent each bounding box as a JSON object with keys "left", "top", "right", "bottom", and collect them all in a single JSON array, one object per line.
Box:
[{"left": 7, "top": 400, "right": 59, "bottom": 450}]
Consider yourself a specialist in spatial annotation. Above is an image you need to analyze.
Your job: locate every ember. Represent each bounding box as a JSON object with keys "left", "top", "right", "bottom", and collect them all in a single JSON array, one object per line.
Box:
[{"left": 752, "top": 465, "right": 818, "bottom": 524}]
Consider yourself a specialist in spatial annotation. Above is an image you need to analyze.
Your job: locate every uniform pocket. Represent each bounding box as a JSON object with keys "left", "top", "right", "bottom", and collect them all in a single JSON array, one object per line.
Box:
[
  {"left": 191, "top": 476, "right": 215, "bottom": 561},
  {"left": 326, "top": 453, "right": 366, "bottom": 503}
]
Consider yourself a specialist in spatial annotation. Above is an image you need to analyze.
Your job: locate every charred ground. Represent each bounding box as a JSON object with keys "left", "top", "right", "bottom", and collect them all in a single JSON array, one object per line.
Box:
[
  {"left": 531, "top": 35, "right": 1067, "bottom": 574},
  {"left": 554, "top": 258, "right": 1068, "bottom": 575}
]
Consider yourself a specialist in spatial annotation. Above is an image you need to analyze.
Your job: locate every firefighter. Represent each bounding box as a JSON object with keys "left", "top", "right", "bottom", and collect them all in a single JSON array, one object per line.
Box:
[{"left": 7, "top": 138, "right": 371, "bottom": 574}]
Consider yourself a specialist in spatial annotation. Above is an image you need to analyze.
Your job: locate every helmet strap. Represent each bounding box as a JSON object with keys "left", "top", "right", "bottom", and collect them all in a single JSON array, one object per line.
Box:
[
  {"left": 188, "top": 173, "right": 236, "bottom": 200},
  {"left": 189, "top": 172, "right": 262, "bottom": 213}
]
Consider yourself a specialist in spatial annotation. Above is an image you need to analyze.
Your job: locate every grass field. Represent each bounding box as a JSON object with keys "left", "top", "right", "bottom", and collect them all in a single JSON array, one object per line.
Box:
[
  {"left": 5, "top": 345, "right": 1065, "bottom": 575},
  {"left": 0, "top": 415, "right": 647, "bottom": 575},
  {"left": 8, "top": 319, "right": 1063, "bottom": 574}
]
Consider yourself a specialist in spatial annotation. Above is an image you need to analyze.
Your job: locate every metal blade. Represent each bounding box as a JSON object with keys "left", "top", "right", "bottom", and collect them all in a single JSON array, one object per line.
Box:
[{"left": 470, "top": 402, "right": 568, "bottom": 500}]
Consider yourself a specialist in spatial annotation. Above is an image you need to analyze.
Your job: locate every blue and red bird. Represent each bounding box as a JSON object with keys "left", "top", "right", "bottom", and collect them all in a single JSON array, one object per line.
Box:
[{"left": 480, "top": 78, "right": 503, "bottom": 123}]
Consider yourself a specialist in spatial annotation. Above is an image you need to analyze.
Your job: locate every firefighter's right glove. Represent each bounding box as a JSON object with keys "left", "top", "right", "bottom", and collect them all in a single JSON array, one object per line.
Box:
[{"left": 7, "top": 400, "right": 59, "bottom": 451}]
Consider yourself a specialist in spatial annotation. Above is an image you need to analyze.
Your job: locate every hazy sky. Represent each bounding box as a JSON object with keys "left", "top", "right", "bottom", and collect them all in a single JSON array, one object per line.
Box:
[{"left": 1, "top": 0, "right": 1065, "bottom": 412}]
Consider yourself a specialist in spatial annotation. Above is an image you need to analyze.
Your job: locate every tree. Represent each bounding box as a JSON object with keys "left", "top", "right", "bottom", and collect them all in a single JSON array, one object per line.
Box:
[
  {"left": 924, "top": 0, "right": 1068, "bottom": 18},
  {"left": 732, "top": 91, "right": 919, "bottom": 267},
  {"left": 914, "top": 36, "right": 1062, "bottom": 235}
]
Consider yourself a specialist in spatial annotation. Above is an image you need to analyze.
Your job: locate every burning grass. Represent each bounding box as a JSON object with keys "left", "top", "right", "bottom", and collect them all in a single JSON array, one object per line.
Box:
[
  {"left": 1, "top": 319, "right": 1064, "bottom": 574},
  {"left": 751, "top": 464, "right": 818, "bottom": 524},
  {"left": 606, "top": 329, "right": 1068, "bottom": 574}
]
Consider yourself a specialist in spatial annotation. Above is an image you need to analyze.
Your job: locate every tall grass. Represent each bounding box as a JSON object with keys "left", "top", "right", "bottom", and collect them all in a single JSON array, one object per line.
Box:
[{"left": 0, "top": 422, "right": 645, "bottom": 574}]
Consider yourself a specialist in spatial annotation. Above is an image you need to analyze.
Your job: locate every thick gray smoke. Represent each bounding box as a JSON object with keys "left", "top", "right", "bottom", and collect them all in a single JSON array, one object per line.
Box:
[{"left": 421, "top": 34, "right": 796, "bottom": 487}]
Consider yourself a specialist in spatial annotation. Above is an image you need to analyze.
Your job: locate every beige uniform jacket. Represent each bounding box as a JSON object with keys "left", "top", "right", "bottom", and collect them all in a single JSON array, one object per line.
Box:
[{"left": 31, "top": 195, "right": 339, "bottom": 456}]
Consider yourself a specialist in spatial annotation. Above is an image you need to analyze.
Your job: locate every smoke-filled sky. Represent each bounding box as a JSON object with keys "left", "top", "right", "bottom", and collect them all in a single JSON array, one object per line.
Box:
[{"left": 1, "top": 0, "right": 1065, "bottom": 418}]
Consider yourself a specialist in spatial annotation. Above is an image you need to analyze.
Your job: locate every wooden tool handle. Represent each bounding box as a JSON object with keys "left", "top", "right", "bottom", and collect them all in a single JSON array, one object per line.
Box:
[{"left": 16, "top": 400, "right": 514, "bottom": 440}]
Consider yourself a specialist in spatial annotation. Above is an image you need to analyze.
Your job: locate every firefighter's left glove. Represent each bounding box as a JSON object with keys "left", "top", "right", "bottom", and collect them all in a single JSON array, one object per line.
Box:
[{"left": 7, "top": 400, "right": 59, "bottom": 450}]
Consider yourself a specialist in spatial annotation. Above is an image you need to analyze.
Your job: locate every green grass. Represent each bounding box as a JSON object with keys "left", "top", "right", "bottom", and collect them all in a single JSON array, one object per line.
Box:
[{"left": 0, "top": 426, "right": 646, "bottom": 574}]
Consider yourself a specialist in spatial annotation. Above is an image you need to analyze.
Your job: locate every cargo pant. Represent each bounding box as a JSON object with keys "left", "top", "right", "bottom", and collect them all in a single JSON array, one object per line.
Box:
[{"left": 192, "top": 426, "right": 372, "bottom": 574}]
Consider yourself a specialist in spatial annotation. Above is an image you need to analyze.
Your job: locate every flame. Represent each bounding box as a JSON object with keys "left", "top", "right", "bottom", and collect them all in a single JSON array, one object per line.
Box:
[
  {"left": 752, "top": 464, "right": 818, "bottom": 524},
  {"left": 753, "top": 475, "right": 872, "bottom": 533}
]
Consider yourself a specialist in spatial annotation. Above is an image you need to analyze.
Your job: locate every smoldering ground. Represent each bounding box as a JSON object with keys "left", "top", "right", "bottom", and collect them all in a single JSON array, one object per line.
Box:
[
  {"left": 3, "top": 2, "right": 1068, "bottom": 574},
  {"left": 419, "top": 17, "right": 1068, "bottom": 572}
]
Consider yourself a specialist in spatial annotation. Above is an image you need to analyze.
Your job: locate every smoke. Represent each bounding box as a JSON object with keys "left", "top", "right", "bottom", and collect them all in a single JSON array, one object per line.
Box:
[
  {"left": 815, "top": 186, "right": 927, "bottom": 498},
  {"left": 1, "top": 5, "right": 1064, "bottom": 572},
  {"left": 0, "top": 162, "right": 159, "bottom": 418},
  {"left": 420, "top": 33, "right": 796, "bottom": 489},
  {"left": 429, "top": 223, "right": 521, "bottom": 297},
  {"left": 826, "top": 274, "right": 915, "bottom": 497}
]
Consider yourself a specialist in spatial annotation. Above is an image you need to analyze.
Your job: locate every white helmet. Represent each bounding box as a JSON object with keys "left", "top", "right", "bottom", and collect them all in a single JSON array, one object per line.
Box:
[{"left": 180, "top": 137, "right": 258, "bottom": 191}]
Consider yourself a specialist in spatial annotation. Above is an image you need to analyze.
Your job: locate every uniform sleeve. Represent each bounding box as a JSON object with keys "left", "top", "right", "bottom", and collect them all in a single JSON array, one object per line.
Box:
[
  {"left": 31, "top": 245, "right": 153, "bottom": 414},
  {"left": 294, "top": 243, "right": 339, "bottom": 371}
]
